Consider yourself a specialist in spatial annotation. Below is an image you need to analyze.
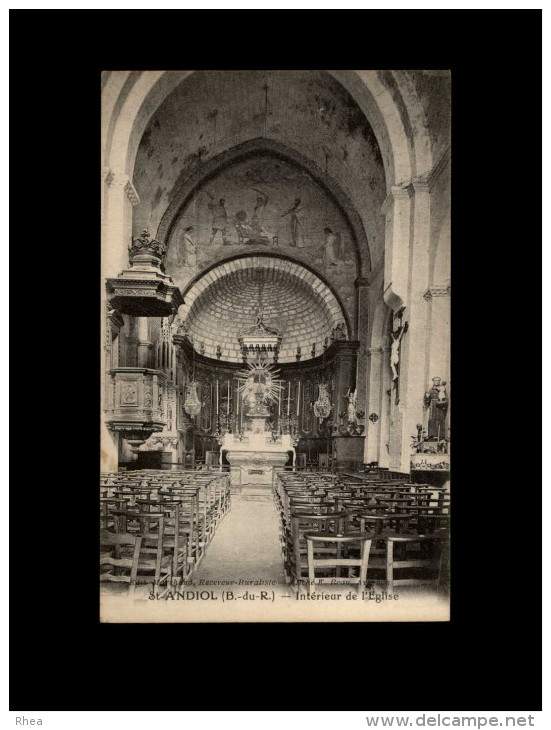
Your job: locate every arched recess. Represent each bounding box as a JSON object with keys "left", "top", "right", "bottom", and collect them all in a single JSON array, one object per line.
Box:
[
  {"left": 102, "top": 69, "right": 431, "bottom": 191},
  {"left": 155, "top": 137, "right": 371, "bottom": 276},
  {"left": 178, "top": 253, "right": 351, "bottom": 362}
]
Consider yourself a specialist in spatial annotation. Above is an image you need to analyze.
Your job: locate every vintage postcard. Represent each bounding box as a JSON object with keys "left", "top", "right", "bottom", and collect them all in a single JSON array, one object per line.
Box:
[{"left": 100, "top": 70, "right": 451, "bottom": 622}]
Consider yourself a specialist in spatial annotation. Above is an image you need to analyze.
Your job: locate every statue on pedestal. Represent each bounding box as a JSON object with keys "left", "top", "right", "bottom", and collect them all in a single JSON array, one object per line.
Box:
[
  {"left": 423, "top": 377, "right": 449, "bottom": 440},
  {"left": 345, "top": 389, "right": 357, "bottom": 425}
]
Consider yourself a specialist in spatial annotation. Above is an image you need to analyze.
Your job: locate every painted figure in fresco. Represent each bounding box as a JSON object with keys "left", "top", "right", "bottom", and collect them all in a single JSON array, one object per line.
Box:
[
  {"left": 324, "top": 227, "right": 342, "bottom": 266},
  {"left": 281, "top": 198, "right": 305, "bottom": 248},
  {"left": 181, "top": 226, "right": 196, "bottom": 267},
  {"left": 423, "top": 376, "right": 449, "bottom": 440},
  {"left": 234, "top": 210, "right": 271, "bottom": 246},
  {"left": 251, "top": 189, "right": 269, "bottom": 231},
  {"left": 205, "top": 191, "right": 230, "bottom": 245}
]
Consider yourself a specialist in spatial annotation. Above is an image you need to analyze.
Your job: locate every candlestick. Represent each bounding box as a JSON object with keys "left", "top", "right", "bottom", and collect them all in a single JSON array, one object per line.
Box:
[
  {"left": 227, "top": 379, "right": 230, "bottom": 415},
  {"left": 240, "top": 388, "right": 243, "bottom": 431},
  {"left": 278, "top": 381, "right": 282, "bottom": 416},
  {"left": 216, "top": 380, "right": 219, "bottom": 416},
  {"left": 237, "top": 383, "right": 240, "bottom": 416},
  {"left": 287, "top": 381, "right": 290, "bottom": 416},
  {"left": 296, "top": 380, "right": 301, "bottom": 416}
]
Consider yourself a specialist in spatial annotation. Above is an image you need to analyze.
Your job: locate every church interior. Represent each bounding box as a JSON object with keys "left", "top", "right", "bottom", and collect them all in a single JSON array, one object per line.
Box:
[{"left": 100, "top": 70, "right": 451, "bottom": 616}]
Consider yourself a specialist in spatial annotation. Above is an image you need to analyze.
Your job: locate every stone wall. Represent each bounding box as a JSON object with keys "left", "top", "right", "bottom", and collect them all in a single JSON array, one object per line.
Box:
[
  {"left": 164, "top": 154, "right": 358, "bottom": 328},
  {"left": 132, "top": 70, "right": 386, "bottom": 266}
]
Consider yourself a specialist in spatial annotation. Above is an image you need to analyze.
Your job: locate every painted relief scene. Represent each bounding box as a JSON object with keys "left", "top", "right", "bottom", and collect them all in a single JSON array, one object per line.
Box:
[{"left": 165, "top": 155, "right": 356, "bottom": 291}]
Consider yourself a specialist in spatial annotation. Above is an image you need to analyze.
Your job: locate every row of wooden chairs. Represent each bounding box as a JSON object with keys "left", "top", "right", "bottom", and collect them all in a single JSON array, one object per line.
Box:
[
  {"left": 274, "top": 471, "right": 449, "bottom": 595},
  {"left": 100, "top": 470, "right": 231, "bottom": 599}
]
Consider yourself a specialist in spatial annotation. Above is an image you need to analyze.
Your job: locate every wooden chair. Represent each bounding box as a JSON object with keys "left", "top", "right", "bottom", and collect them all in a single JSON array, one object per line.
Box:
[
  {"left": 286, "top": 511, "right": 347, "bottom": 588},
  {"left": 110, "top": 510, "right": 172, "bottom": 592},
  {"left": 99, "top": 498, "right": 130, "bottom": 530},
  {"left": 370, "top": 533, "right": 449, "bottom": 593},
  {"left": 159, "top": 489, "right": 205, "bottom": 569},
  {"left": 100, "top": 530, "right": 142, "bottom": 600},
  {"left": 304, "top": 532, "right": 373, "bottom": 595}
]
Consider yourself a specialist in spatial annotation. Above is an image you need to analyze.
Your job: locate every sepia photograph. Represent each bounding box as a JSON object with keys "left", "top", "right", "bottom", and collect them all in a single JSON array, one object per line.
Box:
[{"left": 100, "top": 69, "right": 451, "bottom": 623}]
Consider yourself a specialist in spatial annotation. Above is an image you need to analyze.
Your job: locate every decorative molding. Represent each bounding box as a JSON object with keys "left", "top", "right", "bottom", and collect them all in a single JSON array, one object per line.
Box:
[
  {"left": 103, "top": 167, "right": 114, "bottom": 187},
  {"left": 106, "top": 279, "right": 184, "bottom": 317},
  {"left": 426, "top": 146, "right": 451, "bottom": 189},
  {"left": 129, "top": 229, "right": 167, "bottom": 263},
  {"left": 411, "top": 178, "right": 430, "bottom": 194},
  {"left": 124, "top": 179, "right": 140, "bottom": 207},
  {"left": 112, "top": 287, "right": 157, "bottom": 297},
  {"left": 380, "top": 184, "right": 412, "bottom": 215},
  {"left": 381, "top": 147, "right": 450, "bottom": 208},
  {"left": 106, "top": 305, "right": 124, "bottom": 333},
  {"left": 411, "top": 452, "right": 450, "bottom": 472},
  {"left": 424, "top": 284, "right": 451, "bottom": 301}
]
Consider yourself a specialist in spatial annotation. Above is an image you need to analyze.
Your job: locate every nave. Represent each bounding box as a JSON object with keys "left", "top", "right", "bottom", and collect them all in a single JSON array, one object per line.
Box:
[
  {"left": 101, "top": 70, "right": 451, "bottom": 622},
  {"left": 100, "top": 467, "right": 450, "bottom": 620}
]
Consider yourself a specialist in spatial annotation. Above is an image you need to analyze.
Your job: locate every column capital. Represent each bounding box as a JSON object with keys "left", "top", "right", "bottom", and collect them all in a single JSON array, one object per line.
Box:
[
  {"left": 103, "top": 167, "right": 114, "bottom": 187},
  {"left": 109, "top": 171, "right": 141, "bottom": 207},
  {"left": 124, "top": 179, "right": 140, "bottom": 207},
  {"left": 411, "top": 177, "right": 430, "bottom": 194},
  {"left": 380, "top": 184, "right": 412, "bottom": 215},
  {"left": 424, "top": 284, "right": 451, "bottom": 301},
  {"left": 367, "top": 346, "right": 383, "bottom": 357},
  {"left": 354, "top": 277, "right": 370, "bottom": 289}
]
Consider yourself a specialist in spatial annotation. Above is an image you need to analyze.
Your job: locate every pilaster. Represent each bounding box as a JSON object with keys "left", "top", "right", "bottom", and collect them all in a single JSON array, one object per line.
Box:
[
  {"left": 396, "top": 179, "right": 432, "bottom": 473},
  {"left": 365, "top": 346, "right": 383, "bottom": 463},
  {"left": 424, "top": 283, "right": 451, "bottom": 389},
  {"left": 382, "top": 185, "right": 412, "bottom": 312},
  {"left": 354, "top": 277, "right": 370, "bottom": 417}
]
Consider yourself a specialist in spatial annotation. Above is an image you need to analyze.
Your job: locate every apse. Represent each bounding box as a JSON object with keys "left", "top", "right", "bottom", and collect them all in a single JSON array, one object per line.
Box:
[{"left": 177, "top": 255, "right": 348, "bottom": 363}]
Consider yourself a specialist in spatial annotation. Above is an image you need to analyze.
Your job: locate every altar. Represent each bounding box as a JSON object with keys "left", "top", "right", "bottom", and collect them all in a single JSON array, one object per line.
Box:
[
  {"left": 221, "top": 354, "right": 294, "bottom": 486},
  {"left": 222, "top": 429, "right": 294, "bottom": 486},
  {"left": 222, "top": 399, "right": 295, "bottom": 485}
]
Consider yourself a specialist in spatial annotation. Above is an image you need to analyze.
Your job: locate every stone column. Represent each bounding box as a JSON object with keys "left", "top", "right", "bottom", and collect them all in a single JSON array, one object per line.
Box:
[
  {"left": 397, "top": 180, "right": 432, "bottom": 472},
  {"left": 424, "top": 284, "right": 451, "bottom": 385},
  {"left": 365, "top": 346, "right": 383, "bottom": 463},
  {"left": 382, "top": 186, "right": 411, "bottom": 312},
  {"left": 379, "top": 345, "right": 392, "bottom": 468},
  {"left": 354, "top": 277, "right": 370, "bottom": 418}
]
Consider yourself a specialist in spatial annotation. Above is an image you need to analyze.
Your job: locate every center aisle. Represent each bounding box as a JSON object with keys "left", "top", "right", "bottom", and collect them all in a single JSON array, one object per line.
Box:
[{"left": 193, "top": 488, "right": 287, "bottom": 585}]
